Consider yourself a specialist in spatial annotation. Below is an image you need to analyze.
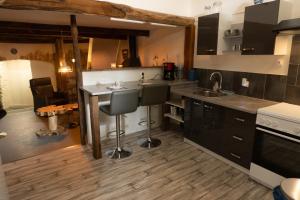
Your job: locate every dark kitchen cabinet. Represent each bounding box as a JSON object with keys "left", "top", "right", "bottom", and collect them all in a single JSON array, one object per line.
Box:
[
  {"left": 184, "top": 98, "right": 257, "bottom": 169},
  {"left": 222, "top": 108, "right": 256, "bottom": 169},
  {"left": 184, "top": 99, "right": 224, "bottom": 155},
  {"left": 241, "top": 0, "right": 280, "bottom": 55},
  {"left": 184, "top": 98, "right": 197, "bottom": 143},
  {"left": 197, "top": 13, "right": 219, "bottom": 55}
]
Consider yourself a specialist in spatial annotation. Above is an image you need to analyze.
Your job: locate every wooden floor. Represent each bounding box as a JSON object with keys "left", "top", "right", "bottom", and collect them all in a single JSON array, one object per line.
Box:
[
  {"left": 2, "top": 129, "right": 273, "bottom": 200},
  {"left": 0, "top": 110, "right": 80, "bottom": 164}
]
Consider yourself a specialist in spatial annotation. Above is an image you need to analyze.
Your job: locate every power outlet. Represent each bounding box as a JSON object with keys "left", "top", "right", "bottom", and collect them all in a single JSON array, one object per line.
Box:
[{"left": 242, "top": 78, "right": 250, "bottom": 88}]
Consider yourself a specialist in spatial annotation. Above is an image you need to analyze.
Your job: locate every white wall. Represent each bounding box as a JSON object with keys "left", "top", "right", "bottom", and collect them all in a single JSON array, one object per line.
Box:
[
  {"left": 91, "top": 39, "right": 129, "bottom": 69},
  {"left": 30, "top": 61, "right": 57, "bottom": 90},
  {"left": 82, "top": 68, "right": 163, "bottom": 144},
  {"left": 194, "top": 55, "right": 289, "bottom": 75},
  {"left": 138, "top": 28, "right": 185, "bottom": 67},
  {"left": 0, "top": 43, "right": 58, "bottom": 109},
  {"left": 90, "top": 27, "right": 185, "bottom": 69},
  {"left": 98, "top": 0, "right": 191, "bottom": 17},
  {"left": 0, "top": 43, "right": 57, "bottom": 89},
  {"left": 0, "top": 43, "right": 54, "bottom": 61}
]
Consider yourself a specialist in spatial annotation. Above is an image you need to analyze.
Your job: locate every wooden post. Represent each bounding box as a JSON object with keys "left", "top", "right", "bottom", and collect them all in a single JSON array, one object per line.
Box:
[
  {"left": 70, "top": 15, "right": 87, "bottom": 145},
  {"left": 54, "top": 39, "right": 63, "bottom": 91},
  {"left": 184, "top": 25, "right": 195, "bottom": 78},
  {"left": 89, "top": 95, "right": 102, "bottom": 159},
  {"left": 54, "top": 38, "right": 67, "bottom": 91}
]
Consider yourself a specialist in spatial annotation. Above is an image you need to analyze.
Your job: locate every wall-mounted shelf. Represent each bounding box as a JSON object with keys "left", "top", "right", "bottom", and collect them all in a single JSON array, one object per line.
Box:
[
  {"left": 223, "top": 35, "right": 243, "bottom": 39},
  {"left": 222, "top": 50, "right": 241, "bottom": 55}
]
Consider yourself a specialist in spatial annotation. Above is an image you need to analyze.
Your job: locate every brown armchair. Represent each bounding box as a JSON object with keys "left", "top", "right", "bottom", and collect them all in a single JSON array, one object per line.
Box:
[{"left": 29, "top": 77, "right": 68, "bottom": 111}]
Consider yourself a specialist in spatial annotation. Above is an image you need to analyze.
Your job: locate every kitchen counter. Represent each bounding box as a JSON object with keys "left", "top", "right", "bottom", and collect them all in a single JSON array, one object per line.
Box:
[
  {"left": 172, "top": 85, "right": 277, "bottom": 114},
  {"left": 83, "top": 66, "right": 163, "bottom": 72},
  {"left": 81, "top": 79, "right": 197, "bottom": 159},
  {"left": 81, "top": 79, "right": 197, "bottom": 96}
]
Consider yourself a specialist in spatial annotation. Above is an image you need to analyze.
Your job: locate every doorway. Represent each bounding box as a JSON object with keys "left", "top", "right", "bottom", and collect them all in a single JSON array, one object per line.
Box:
[{"left": 0, "top": 44, "right": 83, "bottom": 164}]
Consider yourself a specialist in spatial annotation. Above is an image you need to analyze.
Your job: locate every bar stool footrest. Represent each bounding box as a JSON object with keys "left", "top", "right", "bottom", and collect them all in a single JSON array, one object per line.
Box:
[
  {"left": 107, "top": 130, "right": 125, "bottom": 138},
  {"left": 105, "top": 147, "right": 132, "bottom": 159},
  {"left": 138, "top": 137, "right": 161, "bottom": 149},
  {"left": 138, "top": 120, "right": 155, "bottom": 126}
]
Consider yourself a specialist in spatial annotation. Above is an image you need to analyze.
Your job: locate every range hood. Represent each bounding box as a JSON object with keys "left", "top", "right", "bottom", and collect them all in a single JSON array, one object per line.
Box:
[{"left": 274, "top": 18, "right": 300, "bottom": 34}]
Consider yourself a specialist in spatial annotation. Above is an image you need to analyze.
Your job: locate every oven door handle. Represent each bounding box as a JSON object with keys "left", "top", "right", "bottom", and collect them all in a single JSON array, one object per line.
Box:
[{"left": 256, "top": 127, "right": 300, "bottom": 144}]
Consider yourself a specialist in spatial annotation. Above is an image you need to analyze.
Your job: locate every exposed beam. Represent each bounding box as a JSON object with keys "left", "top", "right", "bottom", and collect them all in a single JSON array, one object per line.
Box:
[
  {"left": 54, "top": 39, "right": 63, "bottom": 91},
  {"left": 0, "top": 34, "right": 89, "bottom": 43},
  {"left": 70, "top": 15, "right": 87, "bottom": 147},
  {"left": 184, "top": 25, "right": 195, "bottom": 78},
  {"left": 0, "top": 21, "right": 148, "bottom": 39},
  {"left": 0, "top": 0, "right": 194, "bottom": 26}
]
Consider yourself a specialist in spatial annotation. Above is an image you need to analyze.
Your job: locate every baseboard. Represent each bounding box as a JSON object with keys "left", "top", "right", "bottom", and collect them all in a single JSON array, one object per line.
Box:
[{"left": 184, "top": 138, "right": 249, "bottom": 175}]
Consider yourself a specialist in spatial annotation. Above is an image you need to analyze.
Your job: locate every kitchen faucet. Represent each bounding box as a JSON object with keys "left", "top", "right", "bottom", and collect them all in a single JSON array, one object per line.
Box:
[{"left": 209, "top": 72, "right": 223, "bottom": 91}]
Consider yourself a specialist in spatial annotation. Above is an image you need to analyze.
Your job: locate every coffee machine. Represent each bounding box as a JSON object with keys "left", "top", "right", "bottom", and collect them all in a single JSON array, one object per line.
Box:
[{"left": 163, "top": 62, "right": 176, "bottom": 80}]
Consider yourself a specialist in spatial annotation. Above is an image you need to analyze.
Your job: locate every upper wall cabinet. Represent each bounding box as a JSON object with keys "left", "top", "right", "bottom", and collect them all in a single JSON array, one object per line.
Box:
[
  {"left": 197, "top": 13, "right": 220, "bottom": 55},
  {"left": 241, "top": 1, "right": 280, "bottom": 55}
]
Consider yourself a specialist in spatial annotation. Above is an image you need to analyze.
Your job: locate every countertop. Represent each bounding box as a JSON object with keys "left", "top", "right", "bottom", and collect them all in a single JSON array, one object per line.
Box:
[
  {"left": 81, "top": 79, "right": 197, "bottom": 96},
  {"left": 82, "top": 66, "right": 163, "bottom": 72},
  {"left": 172, "top": 85, "right": 278, "bottom": 114}
]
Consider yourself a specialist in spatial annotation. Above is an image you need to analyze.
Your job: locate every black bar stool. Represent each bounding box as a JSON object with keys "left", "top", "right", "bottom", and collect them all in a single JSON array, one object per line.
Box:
[
  {"left": 100, "top": 89, "right": 139, "bottom": 159},
  {"left": 138, "top": 83, "right": 169, "bottom": 148}
]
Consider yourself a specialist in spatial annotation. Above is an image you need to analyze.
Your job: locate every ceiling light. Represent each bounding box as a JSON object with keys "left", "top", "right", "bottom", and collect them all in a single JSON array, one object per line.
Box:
[
  {"left": 150, "top": 22, "right": 177, "bottom": 27},
  {"left": 110, "top": 17, "right": 145, "bottom": 24}
]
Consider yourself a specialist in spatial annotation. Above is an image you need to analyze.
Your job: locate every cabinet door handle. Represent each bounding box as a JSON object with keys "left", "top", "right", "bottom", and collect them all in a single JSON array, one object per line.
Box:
[
  {"left": 242, "top": 48, "right": 255, "bottom": 52},
  {"left": 205, "top": 49, "right": 216, "bottom": 52},
  {"left": 204, "top": 105, "right": 213, "bottom": 109},
  {"left": 235, "top": 117, "right": 245, "bottom": 123},
  {"left": 193, "top": 102, "right": 202, "bottom": 106},
  {"left": 230, "top": 153, "right": 241, "bottom": 159},
  {"left": 232, "top": 135, "right": 243, "bottom": 141}
]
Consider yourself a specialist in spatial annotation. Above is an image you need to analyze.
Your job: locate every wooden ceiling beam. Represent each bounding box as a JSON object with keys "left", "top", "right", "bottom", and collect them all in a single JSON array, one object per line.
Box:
[
  {"left": 0, "top": 21, "right": 149, "bottom": 39},
  {"left": 0, "top": 0, "right": 194, "bottom": 26},
  {"left": 0, "top": 34, "right": 89, "bottom": 44}
]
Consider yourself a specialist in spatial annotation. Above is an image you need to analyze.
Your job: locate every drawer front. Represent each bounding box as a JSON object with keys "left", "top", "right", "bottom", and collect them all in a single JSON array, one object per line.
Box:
[
  {"left": 223, "top": 108, "right": 256, "bottom": 169},
  {"left": 223, "top": 139, "right": 253, "bottom": 169},
  {"left": 223, "top": 149, "right": 251, "bottom": 169},
  {"left": 225, "top": 108, "right": 256, "bottom": 124},
  {"left": 225, "top": 108, "right": 256, "bottom": 140}
]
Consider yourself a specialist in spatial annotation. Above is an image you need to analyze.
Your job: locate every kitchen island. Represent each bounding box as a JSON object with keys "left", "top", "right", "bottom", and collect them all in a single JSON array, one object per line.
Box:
[{"left": 81, "top": 79, "right": 196, "bottom": 159}]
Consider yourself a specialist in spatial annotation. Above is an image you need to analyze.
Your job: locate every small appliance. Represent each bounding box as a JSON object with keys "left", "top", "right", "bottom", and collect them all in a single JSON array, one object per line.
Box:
[
  {"left": 250, "top": 103, "right": 300, "bottom": 189},
  {"left": 163, "top": 62, "right": 176, "bottom": 81}
]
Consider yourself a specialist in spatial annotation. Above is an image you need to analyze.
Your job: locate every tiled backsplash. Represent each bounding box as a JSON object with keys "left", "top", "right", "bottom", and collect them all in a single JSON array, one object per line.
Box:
[
  {"left": 286, "top": 64, "right": 300, "bottom": 105},
  {"left": 196, "top": 68, "right": 294, "bottom": 103}
]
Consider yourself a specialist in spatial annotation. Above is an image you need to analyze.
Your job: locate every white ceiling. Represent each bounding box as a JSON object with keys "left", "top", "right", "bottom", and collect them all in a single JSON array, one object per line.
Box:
[{"left": 0, "top": 8, "right": 182, "bottom": 31}]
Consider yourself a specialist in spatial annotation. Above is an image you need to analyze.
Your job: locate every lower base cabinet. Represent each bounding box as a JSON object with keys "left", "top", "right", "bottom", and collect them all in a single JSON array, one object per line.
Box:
[{"left": 184, "top": 98, "right": 256, "bottom": 169}]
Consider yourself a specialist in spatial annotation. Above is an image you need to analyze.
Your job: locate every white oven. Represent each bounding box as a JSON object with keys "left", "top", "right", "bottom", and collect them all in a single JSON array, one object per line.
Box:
[{"left": 250, "top": 103, "right": 300, "bottom": 189}]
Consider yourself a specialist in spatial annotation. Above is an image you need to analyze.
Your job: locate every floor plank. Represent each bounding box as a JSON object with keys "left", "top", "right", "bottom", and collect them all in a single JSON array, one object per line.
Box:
[
  {"left": 0, "top": 110, "right": 81, "bottom": 163},
  {"left": 3, "top": 129, "right": 273, "bottom": 200}
]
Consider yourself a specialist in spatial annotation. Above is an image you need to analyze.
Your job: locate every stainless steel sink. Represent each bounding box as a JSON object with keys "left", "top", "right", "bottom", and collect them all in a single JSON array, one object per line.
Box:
[{"left": 193, "top": 89, "right": 227, "bottom": 97}]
